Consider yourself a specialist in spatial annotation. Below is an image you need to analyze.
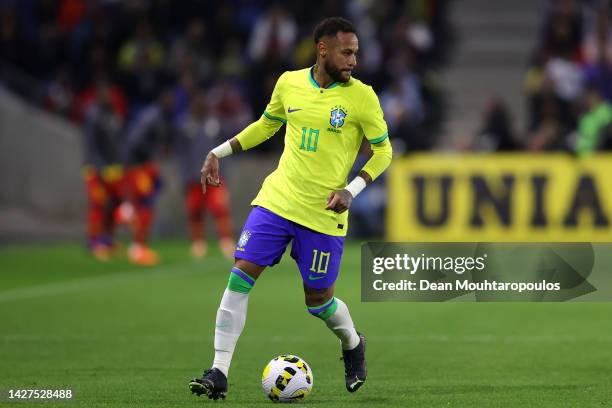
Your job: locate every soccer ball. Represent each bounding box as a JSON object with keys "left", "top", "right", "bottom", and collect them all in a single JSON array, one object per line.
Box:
[{"left": 261, "top": 355, "right": 313, "bottom": 403}]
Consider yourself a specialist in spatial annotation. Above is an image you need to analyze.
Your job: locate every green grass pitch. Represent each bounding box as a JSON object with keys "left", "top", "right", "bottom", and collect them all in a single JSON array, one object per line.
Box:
[{"left": 1, "top": 241, "right": 611, "bottom": 407}]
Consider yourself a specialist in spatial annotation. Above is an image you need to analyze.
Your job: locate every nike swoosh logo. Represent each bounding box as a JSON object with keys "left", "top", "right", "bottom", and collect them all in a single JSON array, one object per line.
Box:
[
  {"left": 288, "top": 108, "right": 302, "bottom": 113},
  {"left": 308, "top": 274, "right": 326, "bottom": 281},
  {"left": 349, "top": 380, "right": 364, "bottom": 389}
]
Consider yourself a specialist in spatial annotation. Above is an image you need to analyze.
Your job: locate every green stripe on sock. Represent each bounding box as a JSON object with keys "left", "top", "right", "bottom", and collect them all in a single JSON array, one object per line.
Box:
[
  {"left": 227, "top": 271, "right": 254, "bottom": 294},
  {"left": 316, "top": 299, "right": 338, "bottom": 320},
  {"left": 309, "top": 298, "right": 338, "bottom": 320},
  {"left": 307, "top": 297, "right": 335, "bottom": 312}
]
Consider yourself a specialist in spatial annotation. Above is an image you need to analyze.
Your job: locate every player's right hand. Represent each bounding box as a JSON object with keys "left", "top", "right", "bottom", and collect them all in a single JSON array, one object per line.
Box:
[{"left": 200, "top": 152, "right": 221, "bottom": 194}]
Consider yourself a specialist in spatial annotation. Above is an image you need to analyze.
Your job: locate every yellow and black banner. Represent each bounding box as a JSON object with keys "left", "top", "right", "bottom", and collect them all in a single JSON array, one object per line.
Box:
[{"left": 388, "top": 154, "right": 612, "bottom": 241}]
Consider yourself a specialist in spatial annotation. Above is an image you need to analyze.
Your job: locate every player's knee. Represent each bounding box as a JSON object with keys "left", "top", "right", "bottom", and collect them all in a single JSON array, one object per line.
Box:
[
  {"left": 304, "top": 285, "right": 334, "bottom": 305},
  {"left": 306, "top": 296, "right": 338, "bottom": 320},
  {"left": 209, "top": 204, "right": 229, "bottom": 218},
  {"left": 305, "top": 290, "right": 327, "bottom": 305},
  {"left": 187, "top": 209, "right": 202, "bottom": 223}
]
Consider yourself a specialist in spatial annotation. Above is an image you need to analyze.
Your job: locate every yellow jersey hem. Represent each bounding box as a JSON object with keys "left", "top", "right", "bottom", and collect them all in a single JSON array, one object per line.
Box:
[{"left": 250, "top": 200, "right": 348, "bottom": 237}]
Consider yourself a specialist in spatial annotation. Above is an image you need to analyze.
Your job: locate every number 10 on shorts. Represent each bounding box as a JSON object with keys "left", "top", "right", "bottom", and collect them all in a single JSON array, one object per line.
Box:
[{"left": 310, "top": 249, "right": 330, "bottom": 274}]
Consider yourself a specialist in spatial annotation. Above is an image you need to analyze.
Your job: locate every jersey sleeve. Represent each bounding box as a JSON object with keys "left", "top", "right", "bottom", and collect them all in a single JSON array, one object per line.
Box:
[
  {"left": 361, "top": 137, "right": 392, "bottom": 181},
  {"left": 262, "top": 72, "right": 287, "bottom": 125},
  {"left": 358, "top": 85, "right": 389, "bottom": 144},
  {"left": 236, "top": 73, "right": 287, "bottom": 150}
]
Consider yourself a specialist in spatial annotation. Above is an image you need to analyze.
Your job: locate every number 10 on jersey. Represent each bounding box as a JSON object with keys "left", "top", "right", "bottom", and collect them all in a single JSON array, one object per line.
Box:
[{"left": 300, "top": 127, "right": 319, "bottom": 152}]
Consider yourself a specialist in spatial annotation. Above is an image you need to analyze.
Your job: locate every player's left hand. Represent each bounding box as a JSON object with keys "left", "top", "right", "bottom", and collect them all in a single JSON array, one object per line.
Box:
[{"left": 326, "top": 189, "right": 353, "bottom": 213}]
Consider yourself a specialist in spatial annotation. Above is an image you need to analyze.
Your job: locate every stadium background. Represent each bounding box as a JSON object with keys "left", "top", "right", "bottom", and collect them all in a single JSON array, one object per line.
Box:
[{"left": 2, "top": 0, "right": 612, "bottom": 407}]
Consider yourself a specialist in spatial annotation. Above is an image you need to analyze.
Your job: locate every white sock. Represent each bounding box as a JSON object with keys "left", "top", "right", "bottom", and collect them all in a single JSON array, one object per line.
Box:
[
  {"left": 212, "top": 289, "right": 249, "bottom": 377},
  {"left": 325, "top": 298, "right": 360, "bottom": 350}
]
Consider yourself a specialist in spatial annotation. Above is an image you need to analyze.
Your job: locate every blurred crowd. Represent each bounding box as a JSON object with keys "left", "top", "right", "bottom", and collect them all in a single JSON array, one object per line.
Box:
[
  {"left": 474, "top": 0, "right": 612, "bottom": 155},
  {"left": 0, "top": 0, "right": 451, "bottom": 154},
  {"left": 0, "top": 0, "right": 452, "bottom": 245}
]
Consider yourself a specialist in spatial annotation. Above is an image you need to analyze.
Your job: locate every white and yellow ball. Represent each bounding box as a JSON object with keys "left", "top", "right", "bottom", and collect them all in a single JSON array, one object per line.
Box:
[{"left": 261, "top": 355, "right": 313, "bottom": 403}]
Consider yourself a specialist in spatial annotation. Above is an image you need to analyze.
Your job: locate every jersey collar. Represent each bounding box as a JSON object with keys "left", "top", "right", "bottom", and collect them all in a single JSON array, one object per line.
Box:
[{"left": 309, "top": 66, "right": 340, "bottom": 89}]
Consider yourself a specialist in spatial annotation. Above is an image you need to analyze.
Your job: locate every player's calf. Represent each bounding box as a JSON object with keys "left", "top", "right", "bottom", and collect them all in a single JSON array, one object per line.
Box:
[{"left": 189, "top": 264, "right": 261, "bottom": 400}]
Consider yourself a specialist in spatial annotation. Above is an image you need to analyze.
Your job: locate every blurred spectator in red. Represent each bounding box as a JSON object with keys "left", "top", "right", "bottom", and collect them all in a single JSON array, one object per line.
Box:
[
  {"left": 541, "top": 0, "right": 583, "bottom": 61},
  {"left": 73, "top": 76, "right": 128, "bottom": 122},
  {"left": 175, "top": 90, "right": 234, "bottom": 260},
  {"left": 57, "top": 0, "right": 87, "bottom": 35},
  {"left": 207, "top": 79, "right": 252, "bottom": 138}
]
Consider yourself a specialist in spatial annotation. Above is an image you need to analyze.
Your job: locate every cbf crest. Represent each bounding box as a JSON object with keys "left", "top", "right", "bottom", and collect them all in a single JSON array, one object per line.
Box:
[
  {"left": 330, "top": 106, "right": 347, "bottom": 128},
  {"left": 236, "top": 229, "right": 251, "bottom": 251}
]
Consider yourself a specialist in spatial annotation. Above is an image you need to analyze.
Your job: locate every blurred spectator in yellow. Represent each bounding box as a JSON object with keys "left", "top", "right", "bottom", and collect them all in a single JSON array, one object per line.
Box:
[
  {"left": 118, "top": 19, "right": 167, "bottom": 111},
  {"left": 118, "top": 18, "right": 164, "bottom": 72},
  {"left": 218, "top": 38, "right": 247, "bottom": 79}
]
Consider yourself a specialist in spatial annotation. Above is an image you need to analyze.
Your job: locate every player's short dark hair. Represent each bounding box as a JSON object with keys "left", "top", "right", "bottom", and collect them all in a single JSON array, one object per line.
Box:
[{"left": 313, "top": 17, "right": 356, "bottom": 43}]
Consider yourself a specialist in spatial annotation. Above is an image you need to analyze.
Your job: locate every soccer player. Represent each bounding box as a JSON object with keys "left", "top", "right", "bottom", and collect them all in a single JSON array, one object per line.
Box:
[
  {"left": 176, "top": 90, "right": 235, "bottom": 259},
  {"left": 82, "top": 83, "right": 126, "bottom": 261},
  {"left": 189, "top": 17, "right": 392, "bottom": 400},
  {"left": 123, "top": 89, "right": 176, "bottom": 266}
]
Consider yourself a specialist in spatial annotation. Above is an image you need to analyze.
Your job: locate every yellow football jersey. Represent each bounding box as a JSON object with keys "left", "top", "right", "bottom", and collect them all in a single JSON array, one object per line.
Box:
[{"left": 249, "top": 67, "right": 389, "bottom": 236}]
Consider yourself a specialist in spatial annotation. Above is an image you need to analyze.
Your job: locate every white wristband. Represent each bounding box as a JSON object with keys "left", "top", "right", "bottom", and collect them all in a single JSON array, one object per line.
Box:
[
  {"left": 211, "top": 141, "right": 233, "bottom": 158},
  {"left": 345, "top": 176, "right": 367, "bottom": 198}
]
